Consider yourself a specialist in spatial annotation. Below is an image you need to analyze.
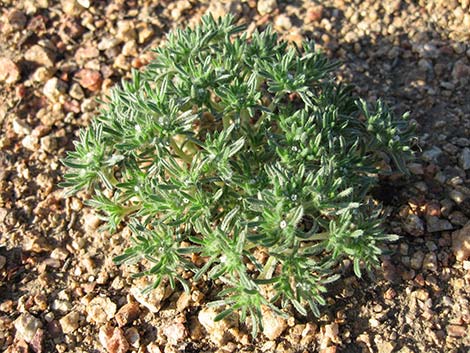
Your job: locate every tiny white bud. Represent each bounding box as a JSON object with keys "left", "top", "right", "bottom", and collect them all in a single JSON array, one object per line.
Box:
[
  {"left": 280, "top": 220, "right": 287, "bottom": 229},
  {"left": 290, "top": 194, "right": 297, "bottom": 201}
]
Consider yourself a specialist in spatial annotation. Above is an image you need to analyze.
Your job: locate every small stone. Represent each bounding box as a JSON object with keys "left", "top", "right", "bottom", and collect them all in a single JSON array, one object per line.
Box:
[
  {"left": 275, "top": 14, "right": 292, "bottom": 30},
  {"left": 403, "top": 214, "right": 425, "bottom": 236},
  {"left": 422, "top": 147, "right": 443, "bottom": 162},
  {"left": 425, "top": 215, "right": 453, "bottom": 233},
  {"left": 122, "top": 40, "right": 137, "bottom": 57},
  {"left": 43, "top": 77, "right": 67, "bottom": 102},
  {"left": 59, "top": 311, "right": 80, "bottom": 334},
  {"left": 452, "top": 222, "right": 470, "bottom": 261},
  {"left": 86, "top": 296, "right": 117, "bottom": 324},
  {"left": 14, "top": 313, "right": 42, "bottom": 343},
  {"left": 449, "top": 190, "right": 465, "bottom": 204},
  {"left": 136, "top": 22, "right": 155, "bottom": 44},
  {"left": 69, "top": 83, "right": 85, "bottom": 100},
  {"left": 410, "top": 251, "right": 424, "bottom": 270},
  {"left": 124, "top": 327, "right": 140, "bottom": 348},
  {"left": 163, "top": 323, "right": 187, "bottom": 345},
  {"left": 116, "top": 21, "right": 136, "bottom": 42},
  {"left": 305, "top": 5, "right": 323, "bottom": 23},
  {"left": 22, "top": 135, "right": 39, "bottom": 151},
  {"left": 77, "top": 0, "right": 90, "bottom": 8},
  {"left": 83, "top": 212, "right": 101, "bottom": 232},
  {"left": 30, "top": 328, "right": 44, "bottom": 353},
  {"left": 25, "top": 45, "right": 55, "bottom": 67},
  {"left": 146, "top": 343, "right": 162, "bottom": 353},
  {"left": 75, "top": 69, "right": 103, "bottom": 92},
  {"left": 115, "top": 303, "right": 140, "bottom": 327},
  {"left": 61, "top": 0, "right": 85, "bottom": 16},
  {"left": 98, "top": 37, "right": 121, "bottom": 51},
  {"left": 7, "top": 9, "right": 27, "bottom": 30},
  {"left": 447, "top": 324, "right": 466, "bottom": 337},
  {"left": 407, "top": 163, "right": 424, "bottom": 175},
  {"left": 130, "top": 278, "right": 170, "bottom": 313},
  {"left": 452, "top": 62, "right": 470, "bottom": 84},
  {"left": 377, "top": 341, "right": 395, "bottom": 353},
  {"left": 257, "top": 0, "right": 277, "bottom": 15},
  {"left": 99, "top": 325, "right": 130, "bottom": 353},
  {"left": 40, "top": 135, "right": 57, "bottom": 153},
  {"left": 75, "top": 45, "right": 99, "bottom": 64},
  {"left": 324, "top": 323, "right": 339, "bottom": 342},
  {"left": 449, "top": 211, "right": 468, "bottom": 226},
  {"left": 32, "top": 67, "right": 53, "bottom": 83},
  {"left": 422, "top": 253, "right": 438, "bottom": 272},
  {"left": 262, "top": 306, "right": 287, "bottom": 340},
  {"left": 176, "top": 292, "right": 191, "bottom": 312},
  {"left": 0, "top": 57, "right": 21, "bottom": 84},
  {"left": 198, "top": 307, "right": 238, "bottom": 345},
  {"left": 12, "top": 118, "right": 32, "bottom": 136},
  {"left": 459, "top": 148, "right": 470, "bottom": 170}
]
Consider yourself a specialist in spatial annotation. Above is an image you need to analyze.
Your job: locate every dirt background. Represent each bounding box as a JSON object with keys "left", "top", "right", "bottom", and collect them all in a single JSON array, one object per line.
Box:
[{"left": 0, "top": 0, "right": 469, "bottom": 352}]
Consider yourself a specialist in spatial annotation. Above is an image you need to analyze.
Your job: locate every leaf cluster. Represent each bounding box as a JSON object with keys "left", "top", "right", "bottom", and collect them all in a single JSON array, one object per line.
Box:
[{"left": 61, "top": 14, "right": 414, "bottom": 336}]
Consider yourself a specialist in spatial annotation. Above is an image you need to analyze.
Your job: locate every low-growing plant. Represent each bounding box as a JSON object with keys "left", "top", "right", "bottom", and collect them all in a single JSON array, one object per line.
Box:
[{"left": 61, "top": 14, "right": 414, "bottom": 335}]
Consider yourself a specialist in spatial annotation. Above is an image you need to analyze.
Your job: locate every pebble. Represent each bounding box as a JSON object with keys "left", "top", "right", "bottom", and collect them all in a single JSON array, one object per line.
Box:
[
  {"left": 116, "top": 21, "right": 136, "bottom": 42},
  {"left": 0, "top": 57, "right": 21, "bottom": 84},
  {"left": 451, "top": 222, "right": 470, "bottom": 261},
  {"left": 305, "top": 4, "right": 324, "bottom": 23},
  {"left": 22, "top": 135, "right": 39, "bottom": 151},
  {"left": 40, "top": 135, "right": 57, "bottom": 153},
  {"left": 6, "top": 9, "right": 27, "bottom": 30},
  {"left": 32, "top": 67, "right": 54, "bottom": 83},
  {"left": 14, "top": 313, "right": 42, "bottom": 343},
  {"left": 75, "top": 69, "right": 103, "bottom": 92},
  {"left": 98, "top": 37, "right": 121, "bottom": 51},
  {"left": 43, "top": 77, "right": 67, "bottom": 103},
  {"left": 449, "top": 190, "right": 465, "bottom": 204},
  {"left": 125, "top": 327, "right": 140, "bottom": 348},
  {"left": 459, "top": 148, "right": 470, "bottom": 170},
  {"left": 69, "top": 83, "right": 85, "bottom": 100},
  {"left": 422, "top": 253, "right": 438, "bottom": 272},
  {"left": 61, "top": 0, "right": 85, "bottom": 16},
  {"left": 12, "top": 118, "right": 32, "bottom": 136},
  {"left": 261, "top": 306, "right": 287, "bottom": 340},
  {"left": 425, "top": 215, "right": 453, "bottom": 233},
  {"left": 59, "top": 311, "right": 80, "bottom": 334},
  {"left": 129, "top": 278, "right": 170, "bottom": 313},
  {"left": 275, "top": 14, "right": 292, "bottom": 30},
  {"left": 407, "top": 163, "right": 424, "bottom": 175},
  {"left": 402, "top": 214, "right": 425, "bottom": 236},
  {"left": 163, "top": 322, "right": 187, "bottom": 345},
  {"left": 99, "top": 325, "right": 130, "bottom": 353},
  {"left": 25, "top": 45, "right": 55, "bottom": 67},
  {"left": 377, "top": 340, "right": 395, "bottom": 353},
  {"left": 410, "top": 250, "right": 424, "bottom": 270},
  {"left": 75, "top": 45, "right": 100, "bottom": 64},
  {"left": 198, "top": 307, "right": 238, "bottom": 345},
  {"left": 422, "top": 146, "right": 443, "bottom": 162},
  {"left": 136, "top": 22, "right": 155, "bottom": 44},
  {"left": 447, "top": 324, "right": 466, "bottom": 337},
  {"left": 257, "top": 0, "right": 277, "bottom": 15},
  {"left": 86, "top": 296, "right": 117, "bottom": 324},
  {"left": 115, "top": 302, "right": 140, "bottom": 327}
]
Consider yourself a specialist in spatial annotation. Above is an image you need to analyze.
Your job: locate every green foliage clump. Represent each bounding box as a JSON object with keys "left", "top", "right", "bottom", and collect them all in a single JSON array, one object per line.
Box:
[{"left": 61, "top": 15, "right": 414, "bottom": 335}]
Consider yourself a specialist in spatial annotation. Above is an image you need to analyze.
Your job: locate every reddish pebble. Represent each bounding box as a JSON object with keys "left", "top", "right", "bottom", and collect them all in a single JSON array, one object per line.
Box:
[
  {"left": 306, "top": 5, "right": 323, "bottom": 23},
  {"left": 0, "top": 57, "right": 21, "bottom": 84},
  {"left": 75, "top": 69, "right": 103, "bottom": 92}
]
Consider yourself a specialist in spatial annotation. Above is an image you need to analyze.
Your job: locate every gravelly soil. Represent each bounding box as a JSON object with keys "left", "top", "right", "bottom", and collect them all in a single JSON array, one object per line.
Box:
[{"left": 0, "top": 1, "right": 469, "bottom": 352}]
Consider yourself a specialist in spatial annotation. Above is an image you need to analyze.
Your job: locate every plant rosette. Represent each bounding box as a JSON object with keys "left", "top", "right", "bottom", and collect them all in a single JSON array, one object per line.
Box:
[{"left": 61, "top": 14, "right": 414, "bottom": 336}]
